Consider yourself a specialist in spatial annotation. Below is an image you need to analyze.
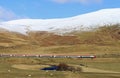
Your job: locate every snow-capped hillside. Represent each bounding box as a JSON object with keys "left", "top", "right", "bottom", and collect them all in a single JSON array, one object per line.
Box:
[{"left": 0, "top": 8, "right": 120, "bottom": 34}]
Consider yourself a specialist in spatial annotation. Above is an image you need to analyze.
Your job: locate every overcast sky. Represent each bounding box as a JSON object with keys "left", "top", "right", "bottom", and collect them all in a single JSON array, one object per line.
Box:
[{"left": 0, "top": 0, "right": 120, "bottom": 21}]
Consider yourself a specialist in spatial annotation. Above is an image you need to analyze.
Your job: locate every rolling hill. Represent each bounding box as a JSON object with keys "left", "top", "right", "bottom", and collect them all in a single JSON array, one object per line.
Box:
[
  {"left": 0, "top": 8, "right": 120, "bottom": 34},
  {"left": 0, "top": 8, "right": 120, "bottom": 54}
]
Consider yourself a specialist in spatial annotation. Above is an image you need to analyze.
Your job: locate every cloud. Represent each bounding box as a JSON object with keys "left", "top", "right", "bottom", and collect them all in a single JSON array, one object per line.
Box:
[
  {"left": 0, "top": 6, "right": 27, "bottom": 21},
  {"left": 52, "top": 0, "right": 102, "bottom": 4}
]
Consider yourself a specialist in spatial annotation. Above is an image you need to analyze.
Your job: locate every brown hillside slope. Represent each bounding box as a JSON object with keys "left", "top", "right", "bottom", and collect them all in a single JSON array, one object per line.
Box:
[
  {"left": 28, "top": 31, "right": 80, "bottom": 46},
  {"left": 0, "top": 31, "right": 28, "bottom": 47},
  {"left": 0, "top": 24, "right": 120, "bottom": 54},
  {"left": 75, "top": 24, "right": 120, "bottom": 45}
]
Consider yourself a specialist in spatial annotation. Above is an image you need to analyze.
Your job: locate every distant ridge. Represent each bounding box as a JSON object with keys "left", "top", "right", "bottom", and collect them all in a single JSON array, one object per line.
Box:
[{"left": 0, "top": 8, "right": 120, "bottom": 34}]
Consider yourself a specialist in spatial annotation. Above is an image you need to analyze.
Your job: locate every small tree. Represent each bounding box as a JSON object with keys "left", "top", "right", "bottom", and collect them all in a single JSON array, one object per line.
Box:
[
  {"left": 57, "top": 63, "right": 69, "bottom": 71},
  {"left": 56, "top": 63, "right": 82, "bottom": 72}
]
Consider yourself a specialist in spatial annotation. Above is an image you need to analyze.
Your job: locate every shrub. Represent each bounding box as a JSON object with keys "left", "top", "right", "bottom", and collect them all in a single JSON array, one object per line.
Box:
[
  {"left": 56, "top": 63, "right": 82, "bottom": 72},
  {"left": 57, "top": 63, "right": 69, "bottom": 71}
]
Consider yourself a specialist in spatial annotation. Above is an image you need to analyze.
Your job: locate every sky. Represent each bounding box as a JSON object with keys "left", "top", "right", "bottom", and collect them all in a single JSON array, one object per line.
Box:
[{"left": 0, "top": 0, "right": 120, "bottom": 21}]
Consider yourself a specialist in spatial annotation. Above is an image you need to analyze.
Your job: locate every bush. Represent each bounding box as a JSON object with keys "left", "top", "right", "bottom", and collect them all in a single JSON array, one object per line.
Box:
[
  {"left": 57, "top": 63, "right": 69, "bottom": 71},
  {"left": 56, "top": 63, "right": 82, "bottom": 72}
]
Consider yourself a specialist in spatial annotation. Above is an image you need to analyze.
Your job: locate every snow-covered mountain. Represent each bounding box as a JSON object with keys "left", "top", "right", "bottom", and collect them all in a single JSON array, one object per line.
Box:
[{"left": 0, "top": 8, "right": 120, "bottom": 34}]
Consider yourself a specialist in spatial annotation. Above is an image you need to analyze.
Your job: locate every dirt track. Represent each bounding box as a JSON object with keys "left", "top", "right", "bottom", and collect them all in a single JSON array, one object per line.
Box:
[
  {"left": 81, "top": 66, "right": 120, "bottom": 73},
  {"left": 12, "top": 64, "right": 49, "bottom": 70}
]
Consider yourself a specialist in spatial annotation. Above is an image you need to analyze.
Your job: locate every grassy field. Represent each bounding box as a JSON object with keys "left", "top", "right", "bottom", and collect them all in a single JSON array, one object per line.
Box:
[
  {"left": 0, "top": 44, "right": 120, "bottom": 56},
  {"left": 0, "top": 57, "right": 120, "bottom": 78}
]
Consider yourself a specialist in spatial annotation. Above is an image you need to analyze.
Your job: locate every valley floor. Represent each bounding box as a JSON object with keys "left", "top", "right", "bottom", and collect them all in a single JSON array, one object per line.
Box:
[{"left": 0, "top": 57, "right": 120, "bottom": 78}]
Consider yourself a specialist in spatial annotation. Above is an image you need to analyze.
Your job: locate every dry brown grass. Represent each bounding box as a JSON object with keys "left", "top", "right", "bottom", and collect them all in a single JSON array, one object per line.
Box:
[
  {"left": 12, "top": 64, "right": 49, "bottom": 70},
  {"left": 0, "top": 24, "right": 120, "bottom": 55}
]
